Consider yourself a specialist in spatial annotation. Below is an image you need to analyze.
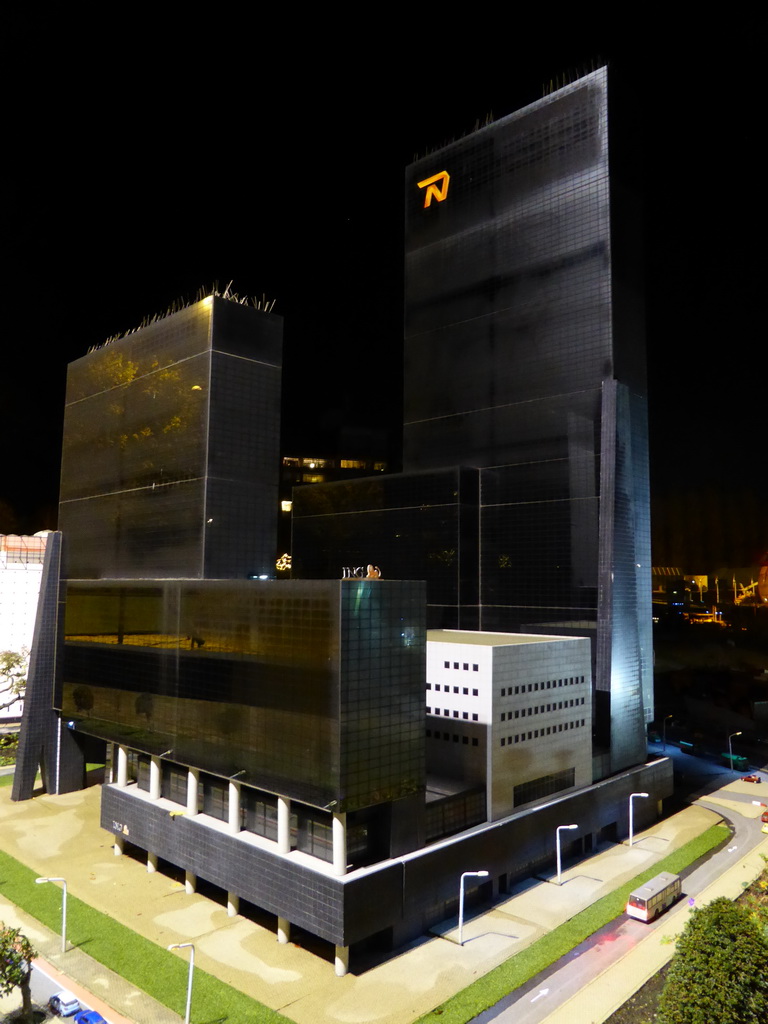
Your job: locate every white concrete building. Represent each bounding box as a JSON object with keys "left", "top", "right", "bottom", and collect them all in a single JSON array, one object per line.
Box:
[
  {"left": 0, "top": 533, "right": 48, "bottom": 720},
  {"left": 426, "top": 630, "right": 592, "bottom": 820}
]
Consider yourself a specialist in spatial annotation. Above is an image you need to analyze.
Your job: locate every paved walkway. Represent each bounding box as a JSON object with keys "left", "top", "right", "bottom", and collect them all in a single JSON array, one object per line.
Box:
[{"left": 0, "top": 778, "right": 765, "bottom": 1024}]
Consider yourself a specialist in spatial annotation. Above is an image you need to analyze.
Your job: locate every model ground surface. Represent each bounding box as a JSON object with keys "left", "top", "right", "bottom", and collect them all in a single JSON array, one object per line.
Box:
[{"left": 1, "top": 775, "right": 766, "bottom": 1024}]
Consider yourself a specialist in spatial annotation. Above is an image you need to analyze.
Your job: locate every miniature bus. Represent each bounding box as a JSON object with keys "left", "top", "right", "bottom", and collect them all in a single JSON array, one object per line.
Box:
[
  {"left": 626, "top": 872, "right": 682, "bottom": 922},
  {"left": 720, "top": 753, "right": 749, "bottom": 771}
]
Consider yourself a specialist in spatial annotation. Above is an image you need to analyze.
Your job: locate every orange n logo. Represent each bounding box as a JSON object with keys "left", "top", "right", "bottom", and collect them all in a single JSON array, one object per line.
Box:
[{"left": 417, "top": 171, "right": 450, "bottom": 208}]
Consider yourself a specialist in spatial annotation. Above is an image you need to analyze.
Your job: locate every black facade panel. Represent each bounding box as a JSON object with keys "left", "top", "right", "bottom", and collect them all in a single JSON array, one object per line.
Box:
[{"left": 101, "top": 786, "right": 350, "bottom": 943}]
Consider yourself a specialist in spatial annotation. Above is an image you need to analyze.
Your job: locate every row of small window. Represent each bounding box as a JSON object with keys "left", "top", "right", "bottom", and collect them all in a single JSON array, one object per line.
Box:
[
  {"left": 427, "top": 683, "right": 479, "bottom": 696},
  {"left": 500, "top": 676, "right": 584, "bottom": 697},
  {"left": 500, "top": 719, "right": 586, "bottom": 745},
  {"left": 426, "top": 729, "right": 479, "bottom": 746},
  {"left": 427, "top": 708, "right": 480, "bottom": 720},
  {"left": 501, "top": 697, "right": 585, "bottom": 720},
  {"left": 443, "top": 661, "right": 479, "bottom": 671}
]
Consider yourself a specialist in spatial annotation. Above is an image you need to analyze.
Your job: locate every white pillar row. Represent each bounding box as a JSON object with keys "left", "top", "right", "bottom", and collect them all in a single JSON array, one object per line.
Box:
[
  {"left": 277, "top": 796, "right": 291, "bottom": 854},
  {"left": 228, "top": 780, "right": 241, "bottom": 836},
  {"left": 227, "top": 892, "right": 239, "bottom": 917},
  {"left": 277, "top": 917, "right": 291, "bottom": 944},
  {"left": 149, "top": 756, "right": 161, "bottom": 800},
  {"left": 332, "top": 811, "right": 347, "bottom": 876},
  {"left": 147, "top": 851, "right": 158, "bottom": 873},
  {"left": 113, "top": 834, "right": 125, "bottom": 856},
  {"left": 185, "top": 870, "right": 196, "bottom": 895},
  {"left": 116, "top": 745, "right": 128, "bottom": 787},
  {"left": 334, "top": 945, "right": 349, "bottom": 977},
  {"left": 186, "top": 768, "right": 199, "bottom": 816}
]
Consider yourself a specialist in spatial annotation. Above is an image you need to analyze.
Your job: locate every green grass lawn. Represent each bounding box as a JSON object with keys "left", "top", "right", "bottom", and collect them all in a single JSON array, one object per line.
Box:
[
  {"left": 0, "top": 846, "right": 290, "bottom": 1023},
  {"left": 413, "top": 823, "right": 731, "bottom": 1023},
  {"left": 0, "top": 807, "right": 730, "bottom": 1024}
]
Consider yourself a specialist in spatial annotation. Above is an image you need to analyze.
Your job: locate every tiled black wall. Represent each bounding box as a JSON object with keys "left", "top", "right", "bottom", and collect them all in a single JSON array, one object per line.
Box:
[{"left": 103, "top": 757, "right": 672, "bottom": 948}]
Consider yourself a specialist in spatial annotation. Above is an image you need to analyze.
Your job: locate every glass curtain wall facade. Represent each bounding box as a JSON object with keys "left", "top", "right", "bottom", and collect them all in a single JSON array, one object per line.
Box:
[
  {"left": 403, "top": 66, "right": 651, "bottom": 770},
  {"left": 292, "top": 467, "right": 480, "bottom": 629},
  {"left": 293, "top": 68, "right": 652, "bottom": 772},
  {"left": 59, "top": 578, "right": 426, "bottom": 813},
  {"left": 59, "top": 297, "right": 282, "bottom": 580}
]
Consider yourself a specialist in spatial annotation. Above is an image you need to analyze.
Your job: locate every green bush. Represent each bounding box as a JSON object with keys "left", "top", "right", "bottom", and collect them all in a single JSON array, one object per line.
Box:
[{"left": 658, "top": 896, "right": 768, "bottom": 1024}]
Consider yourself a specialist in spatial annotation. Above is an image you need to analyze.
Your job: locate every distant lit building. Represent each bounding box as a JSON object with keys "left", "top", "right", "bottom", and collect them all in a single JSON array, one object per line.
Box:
[{"left": 0, "top": 533, "right": 48, "bottom": 720}]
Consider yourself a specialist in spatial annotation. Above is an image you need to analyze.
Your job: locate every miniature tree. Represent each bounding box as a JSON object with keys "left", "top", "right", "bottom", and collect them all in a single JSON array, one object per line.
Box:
[
  {"left": 0, "top": 923, "right": 37, "bottom": 1023},
  {"left": 0, "top": 650, "right": 27, "bottom": 712},
  {"left": 659, "top": 896, "right": 768, "bottom": 1024}
]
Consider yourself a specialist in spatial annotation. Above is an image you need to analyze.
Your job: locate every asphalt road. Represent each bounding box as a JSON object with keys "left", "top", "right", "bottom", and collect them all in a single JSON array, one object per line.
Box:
[
  {"left": 471, "top": 761, "right": 768, "bottom": 1024},
  {"left": 23, "top": 961, "right": 105, "bottom": 1023}
]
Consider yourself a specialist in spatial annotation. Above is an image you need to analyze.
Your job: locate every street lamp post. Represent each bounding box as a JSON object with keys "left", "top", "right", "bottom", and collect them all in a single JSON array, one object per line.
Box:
[
  {"left": 628, "top": 792, "right": 649, "bottom": 847},
  {"left": 555, "top": 825, "right": 578, "bottom": 885},
  {"left": 662, "top": 714, "right": 673, "bottom": 752},
  {"left": 458, "top": 870, "right": 489, "bottom": 946},
  {"left": 35, "top": 877, "right": 67, "bottom": 953},
  {"left": 728, "top": 730, "right": 742, "bottom": 770},
  {"left": 168, "top": 943, "right": 195, "bottom": 1024}
]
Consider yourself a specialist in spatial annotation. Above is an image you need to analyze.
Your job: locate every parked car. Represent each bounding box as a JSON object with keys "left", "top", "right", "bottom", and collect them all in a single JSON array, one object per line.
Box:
[
  {"left": 760, "top": 810, "right": 768, "bottom": 823},
  {"left": 49, "top": 991, "right": 81, "bottom": 1017},
  {"left": 73, "top": 1012, "right": 106, "bottom": 1024},
  {"left": 740, "top": 774, "right": 761, "bottom": 783}
]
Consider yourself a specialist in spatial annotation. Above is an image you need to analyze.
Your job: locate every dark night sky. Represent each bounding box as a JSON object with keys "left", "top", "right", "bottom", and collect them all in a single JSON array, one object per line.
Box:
[{"left": 3, "top": 14, "right": 764, "bottom": 568}]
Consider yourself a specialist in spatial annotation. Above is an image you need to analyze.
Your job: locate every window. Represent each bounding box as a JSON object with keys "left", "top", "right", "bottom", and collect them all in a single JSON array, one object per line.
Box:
[
  {"left": 462, "top": 712, "right": 468, "bottom": 720},
  {"left": 472, "top": 713, "right": 478, "bottom": 721},
  {"left": 453, "top": 710, "right": 459, "bottom": 718},
  {"left": 444, "top": 661, "right": 449, "bottom": 668},
  {"left": 453, "top": 662, "right": 459, "bottom": 669},
  {"left": 463, "top": 663, "right": 469, "bottom": 671},
  {"left": 472, "top": 688, "right": 478, "bottom": 696},
  {"left": 471, "top": 738, "right": 478, "bottom": 746},
  {"left": 453, "top": 686, "right": 459, "bottom": 694},
  {"left": 463, "top": 687, "right": 468, "bottom": 695},
  {"left": 501, "top": 738, "right": 506, "bottom": 746},
  {"left": 426, "top": 706, "right": 431, "bottom": 713},
  {"left": 473, "top": 664, "right": 478, "bottom": 671},
  {"left": 501, "top": 688, "right": 506, "bottom": 696},
  {"left": 426, "top": 682, "right": 431, "bottom": 690},
  {"left": 501, "top": 712, "right": 506, "bottom": 721}
]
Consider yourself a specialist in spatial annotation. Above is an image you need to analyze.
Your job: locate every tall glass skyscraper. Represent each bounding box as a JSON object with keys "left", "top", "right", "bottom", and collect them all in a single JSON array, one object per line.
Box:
[{"left": 295, "top": 67, "right": 652, "bottom": 772}]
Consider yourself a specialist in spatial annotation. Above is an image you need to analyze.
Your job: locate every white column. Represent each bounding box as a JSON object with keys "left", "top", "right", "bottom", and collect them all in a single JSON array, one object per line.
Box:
[
  {"left": 149, "top": 756, "right": 161, "bottom": 800},
  {"left": 277, "top": 917, "right": 291, "bottom": 944},
  {"left": 228, "top": 781, "right": 241, "bottom": 836},
  {"left": 334, "top": 945, "right": 349, "bottom": 977},
  {"left": 186, "top": 768, "right": 199, "bottom": 816},
  {"left": 116, "top": 745, "right": 128, "bottom": 787},
  {"left": 332, "top": 811, "right": 347, "bottom": 876},
  {"left": 185, "top": 870, "right": 196, "bottom": 894},
  {"left": 227, "top": 892, "right": 239, "bottom": 917},
  {"left": 277, "top": 796, "right": 291, "bottom": 854},
  {"left": 147, "top": 851, "right": 158, "bottom": 873},
  {"left": 114, "top": 834, "right": 125, "bottom": 856}
]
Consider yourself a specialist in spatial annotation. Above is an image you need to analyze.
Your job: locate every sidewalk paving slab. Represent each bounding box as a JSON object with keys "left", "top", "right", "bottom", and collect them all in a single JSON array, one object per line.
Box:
[{"left": 0, "top": 781, "right": 747, "bottom": 1024}]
